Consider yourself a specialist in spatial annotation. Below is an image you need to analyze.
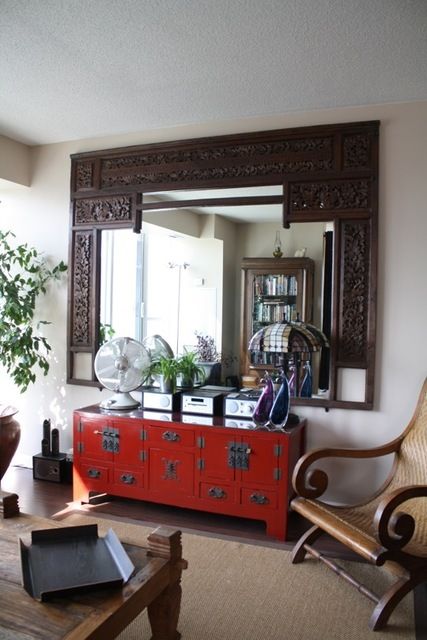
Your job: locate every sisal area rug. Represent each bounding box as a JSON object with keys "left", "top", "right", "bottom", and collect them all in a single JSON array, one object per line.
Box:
[{"left": 61, "top": 512, "right": 415, "bottom": 640}]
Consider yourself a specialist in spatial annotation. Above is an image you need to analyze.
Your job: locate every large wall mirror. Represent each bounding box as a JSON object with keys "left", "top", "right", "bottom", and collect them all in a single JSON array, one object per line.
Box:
[{"left": 68, "top": 121, "right": 378, "bottom": 409}]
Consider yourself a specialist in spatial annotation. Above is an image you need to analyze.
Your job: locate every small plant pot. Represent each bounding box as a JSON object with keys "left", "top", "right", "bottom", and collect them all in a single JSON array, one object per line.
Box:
[
  {"left": 159, "top": 375, "right": 175, "bottom": 394},
  {"left": 198, "top": 362, "right": 221, "bottom": 386},
  {"left": 177, "top": 374, "right": 194, "bottom": 389}
]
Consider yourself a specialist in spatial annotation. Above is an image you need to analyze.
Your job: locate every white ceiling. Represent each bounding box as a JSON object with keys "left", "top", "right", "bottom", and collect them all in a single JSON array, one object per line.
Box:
[{"left": 1, "top": 0, "right": 426, "bottom": 147}]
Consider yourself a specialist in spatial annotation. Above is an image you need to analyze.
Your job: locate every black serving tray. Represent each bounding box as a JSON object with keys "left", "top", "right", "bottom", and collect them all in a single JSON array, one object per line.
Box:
[{"left": 20, "top": 524, "right": 135, "bottom": 601}]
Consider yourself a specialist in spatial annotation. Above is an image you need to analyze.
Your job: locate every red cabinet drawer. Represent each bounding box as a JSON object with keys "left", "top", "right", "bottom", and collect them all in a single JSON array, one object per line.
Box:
[
  {"left": 240, "top": 487, "right": 277, "bottom": 509},
  {"left": 199, "top": 482, "right": 234, "bottom": 503},
  {"left": 113, "top": 467, "right": 144, "bottom": 489},
  {"left": 80, "top": 462, "right": 111, "bottom": 485},
  {"left": 147, "top": 425, "right": 194, "bottom": 447}
]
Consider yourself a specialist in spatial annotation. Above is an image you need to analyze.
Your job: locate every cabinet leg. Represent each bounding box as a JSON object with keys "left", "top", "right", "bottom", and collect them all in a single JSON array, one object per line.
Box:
[{"left": 266, "top": 517, "right": 286, "bottom": 541}]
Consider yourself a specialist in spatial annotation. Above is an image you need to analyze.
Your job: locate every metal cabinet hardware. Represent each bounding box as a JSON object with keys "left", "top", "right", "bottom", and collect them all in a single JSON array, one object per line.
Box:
[
  {"left": 227, "top": 441, "right": 250, "bottom": 470},
  {"left": 120, "top": 473, "right": 135, "bottom": 484},
  {"left": 162, "top": 430, "right": 180, "bottom": 442},
  {"left": 87, "top": 468, "right": 101, "bottom": 478},
  {"left": 208, "top": 487, "right": 227, "bottom": 499},
  {"left": 250, "top": 493, "right": 269, "bottom": 505},
  {"left": 99, "top": 427, "right": 120, "bottom": 453}
]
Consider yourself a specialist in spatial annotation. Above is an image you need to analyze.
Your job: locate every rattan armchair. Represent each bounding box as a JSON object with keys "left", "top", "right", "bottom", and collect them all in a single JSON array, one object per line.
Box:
[{"left": 290, "top": 378, "right": 427, "bottom": 631}]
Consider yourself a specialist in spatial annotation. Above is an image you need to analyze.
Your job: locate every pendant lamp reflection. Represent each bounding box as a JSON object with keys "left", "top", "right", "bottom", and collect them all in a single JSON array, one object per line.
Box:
[
  {"left": 248, "top": 319, "right": 329, "bottom": 357},
  {"left": 248, "top": 318, "right": 329, "bottom": 427}
]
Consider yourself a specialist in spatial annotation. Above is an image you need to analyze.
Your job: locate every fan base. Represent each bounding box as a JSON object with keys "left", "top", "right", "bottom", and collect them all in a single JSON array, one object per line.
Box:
[{"left": 100, "top": 392, "right": 140, "bottom": 411}]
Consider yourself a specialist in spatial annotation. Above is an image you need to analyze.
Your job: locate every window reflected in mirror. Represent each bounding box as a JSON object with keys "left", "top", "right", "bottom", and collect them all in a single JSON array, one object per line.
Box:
[
  {"left": 100, "top": 223, "right": 224, "bottom": 358},
  {"left": 99, "top": 198, "right": 333, "bottom": 398}
]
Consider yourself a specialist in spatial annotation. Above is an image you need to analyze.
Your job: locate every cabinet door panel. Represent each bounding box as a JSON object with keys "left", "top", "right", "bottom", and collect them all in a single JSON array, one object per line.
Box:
[
  {"left": 111, "top": 419, "right": 144, "bottom": 466},
  {"left": 199, "top": 432, "right": 235, "bottom": 481},
  {"left": 242, "top": 436, "right": 281, "bottom": 485},
  {"left": 148, "top": 448, "right": 195, "bottom": 496},
  {"left": 78, "top": 417, "right": 114, "bottom": 461}
]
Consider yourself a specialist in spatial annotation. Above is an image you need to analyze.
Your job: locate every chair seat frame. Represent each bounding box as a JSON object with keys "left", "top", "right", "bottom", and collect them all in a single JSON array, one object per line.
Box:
[{"left": 291, "top": 378, "right": 427, "bottom": 631}]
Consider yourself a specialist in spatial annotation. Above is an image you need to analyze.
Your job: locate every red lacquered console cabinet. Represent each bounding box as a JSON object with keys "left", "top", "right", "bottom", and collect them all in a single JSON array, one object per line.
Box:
[{"left": 73, "top": 406, "right": 305, "bottom": 541}]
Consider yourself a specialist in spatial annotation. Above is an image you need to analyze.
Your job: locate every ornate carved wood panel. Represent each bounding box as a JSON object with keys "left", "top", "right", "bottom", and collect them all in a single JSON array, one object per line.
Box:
[
  {"left": 338, "top": 220, "right": 371, "bottom": 365},
  {"left": 73, "top": 195, "right": 134, "bottom": 225},
  {"left": 71, "top": 230, "right": 93, "bottom": 346},
  {"left": 68, "top": 121, "right": 379, "bottom": 407}
]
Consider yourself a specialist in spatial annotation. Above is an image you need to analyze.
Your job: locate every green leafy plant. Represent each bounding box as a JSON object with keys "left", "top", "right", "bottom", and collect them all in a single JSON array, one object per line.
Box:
[
  {"left": 177, "top": 351, "right": 205, "bottom": 387},
  {"left": 150, "top": 355, "right": 180, "bottom": 381},
  {"left": 0, "top": 230, "right": 67, "bottom": 392},
  {"left": 99, "top": 322, "right": 115, "bottom": 345}
]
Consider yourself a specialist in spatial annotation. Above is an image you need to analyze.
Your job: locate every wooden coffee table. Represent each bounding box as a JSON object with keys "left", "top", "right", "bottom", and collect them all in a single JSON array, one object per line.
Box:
[{"left": 0, "top": 512, "right": 187, "bottom": 639}]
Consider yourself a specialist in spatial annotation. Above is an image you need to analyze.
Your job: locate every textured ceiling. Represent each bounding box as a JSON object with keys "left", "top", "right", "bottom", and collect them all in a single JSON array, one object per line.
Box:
[{"left": 1, "top": 0, "right": 427, "bottom": 146}]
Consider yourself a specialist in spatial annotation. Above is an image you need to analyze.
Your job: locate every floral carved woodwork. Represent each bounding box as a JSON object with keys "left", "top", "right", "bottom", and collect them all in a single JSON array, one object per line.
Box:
[
  {"left": 68, "top": 121, "right": 379, "bottom": 407},
  {"left": 74, "top": 196, "right": 133, "bottom": 225},
  {"left": 72, "top": 231, "right": 92, "bottom": 346},
  {"left": 343, "top": 134, "right": 371, "bottom": 169},
  {"left": 339, "top": 221, "right": 370, "bottom": 364},
  {"left": 290, "top": 179, "right": 370, "bottom": 212},
  {"left": 75, "top": 161, "right": 94, "bottom": 190}
]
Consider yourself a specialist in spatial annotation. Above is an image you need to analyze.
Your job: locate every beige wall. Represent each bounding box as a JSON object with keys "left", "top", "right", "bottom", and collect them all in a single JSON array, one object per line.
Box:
[
  {"left": 1, "top": 101, "right": 426, "bottom": 502},
  {"left": 0, "top": 135, "right": 31, "bottom": 186}
]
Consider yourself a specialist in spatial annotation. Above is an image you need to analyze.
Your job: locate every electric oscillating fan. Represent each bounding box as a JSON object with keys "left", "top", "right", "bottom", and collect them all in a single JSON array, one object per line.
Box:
[{"left": 94, "top": 336, "right": 151, "bottom": 410}]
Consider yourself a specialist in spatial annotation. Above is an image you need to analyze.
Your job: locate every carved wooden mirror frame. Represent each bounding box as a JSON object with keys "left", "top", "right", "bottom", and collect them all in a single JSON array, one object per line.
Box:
[{"left": 68, "top": 120, "right": 379, "bottom": 409}]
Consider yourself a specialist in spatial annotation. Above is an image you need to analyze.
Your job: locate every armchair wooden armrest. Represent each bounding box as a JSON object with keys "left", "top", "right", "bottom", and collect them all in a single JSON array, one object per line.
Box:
[
  {"left": 289, "top": 378, "right": 427, "bottom": 631},
  {"left": 292, "top": 437, "right": 403, "bottom": 500},
  {"left": 374, "top": 484, "right": 427, "bottom": 558}
]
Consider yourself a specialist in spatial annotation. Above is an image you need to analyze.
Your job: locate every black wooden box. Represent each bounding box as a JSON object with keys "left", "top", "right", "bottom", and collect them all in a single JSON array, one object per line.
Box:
[{"left": 32, "top": 453, "right": 72, "bottom": 484}]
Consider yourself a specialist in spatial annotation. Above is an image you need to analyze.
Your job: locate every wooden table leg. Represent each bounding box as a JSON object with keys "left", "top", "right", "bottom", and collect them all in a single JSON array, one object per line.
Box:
[
  {"left": 0, "top": 490, "right": 20, "bottom": 518},
  {"left": 147, "top": 527, "right": 187, "bottom": 640},
  {"left": 148, "top": 580, "right": 183, "bottom": 640}
]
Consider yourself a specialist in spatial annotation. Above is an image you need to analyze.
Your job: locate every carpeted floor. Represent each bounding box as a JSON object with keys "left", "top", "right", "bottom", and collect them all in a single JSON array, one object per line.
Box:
[{"left": 61, "top": 511, "right": 415, "bottom": 640}]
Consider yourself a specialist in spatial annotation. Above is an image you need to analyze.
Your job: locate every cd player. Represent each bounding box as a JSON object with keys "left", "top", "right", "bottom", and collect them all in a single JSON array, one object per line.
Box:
[{"left": 224, "top": 389, "right": 261, "bottom": 418}]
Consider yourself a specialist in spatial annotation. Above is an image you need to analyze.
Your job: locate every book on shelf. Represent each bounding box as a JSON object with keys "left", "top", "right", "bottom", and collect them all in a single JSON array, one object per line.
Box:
[{"left": 253, "top": 274, "right": 298, "bottom": 297}]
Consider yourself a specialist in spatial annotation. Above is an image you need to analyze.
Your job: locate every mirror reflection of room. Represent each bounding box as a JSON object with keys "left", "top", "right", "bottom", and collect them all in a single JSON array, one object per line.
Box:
[{"left": 99, "top": 191, "right": 332, "bottom": 399}]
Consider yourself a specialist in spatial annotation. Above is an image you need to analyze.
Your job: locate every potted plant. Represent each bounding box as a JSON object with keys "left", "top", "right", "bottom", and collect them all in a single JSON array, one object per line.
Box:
[
  {"left": 176, "top": 351, "right": 206, "bottom": 389},
  {"left": 193, "top": 332, "right": 222, "bottom": 385},
  {"left": 193, "top": 332, "right": 238, "bottom": 386},
  {"left": 150, "top": 355, "right": 180, "bottom": 393},
  {"left": 0, "top": 230, "right": 67, "bottom": 392},
  {"left": 0, "top": 230, "right": 67, "bottom": 485}
]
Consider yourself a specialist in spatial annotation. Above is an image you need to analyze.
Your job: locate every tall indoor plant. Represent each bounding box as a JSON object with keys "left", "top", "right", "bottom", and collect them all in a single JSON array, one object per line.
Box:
[
  {"left": 0, "top": 230, "right": 67, "bottom": 484},
  {"left": 0, "top": 230, "right": 67, "bottom": 393}
]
